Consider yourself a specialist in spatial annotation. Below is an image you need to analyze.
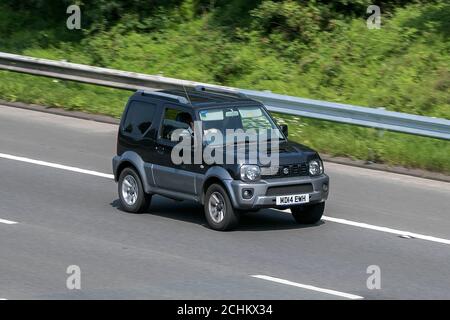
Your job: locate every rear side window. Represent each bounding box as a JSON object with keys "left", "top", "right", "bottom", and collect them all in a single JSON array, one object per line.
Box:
[{"left": 122, "top": 101, "right": 156, "bottom": 137}]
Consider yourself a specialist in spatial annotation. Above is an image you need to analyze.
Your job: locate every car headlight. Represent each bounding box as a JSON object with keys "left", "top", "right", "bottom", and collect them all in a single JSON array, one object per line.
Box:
[
  {"left": 240, "top": 165, "right": 261, "bottom": 182},
  {"left": 309, "top": 159, "right": 324, "bottom": 176}
]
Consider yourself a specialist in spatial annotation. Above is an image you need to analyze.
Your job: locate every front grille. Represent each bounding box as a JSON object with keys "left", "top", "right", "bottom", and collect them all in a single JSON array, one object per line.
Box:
[
  {"left": 262, "top": 163, "right": 308, "bottom": 179},
  {"left": 266, "top": 184, "right": 313, "bottom": 196}
]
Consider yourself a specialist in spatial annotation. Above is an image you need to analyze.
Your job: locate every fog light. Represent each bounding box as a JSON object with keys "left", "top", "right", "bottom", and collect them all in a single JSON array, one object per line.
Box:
[
  {"left": 322, "top": 183, "right": 329, "bottom": 192},
  {"left": 242, "top": 189, "right": 254, "bottom": 199}
]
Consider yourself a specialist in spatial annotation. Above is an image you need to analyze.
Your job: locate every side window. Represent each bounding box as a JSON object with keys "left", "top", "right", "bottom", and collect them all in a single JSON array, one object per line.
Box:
[
  {"left": 160, "top": 107, "right": 193, "bottom": 141},
  {"left": 123, "top": 101, "right": 156, "bottom": 138}
]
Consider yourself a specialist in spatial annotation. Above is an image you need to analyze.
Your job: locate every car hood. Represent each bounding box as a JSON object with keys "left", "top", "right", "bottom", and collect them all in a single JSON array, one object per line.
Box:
[{"left": 219, "top": 139, "right": 319, "bottom": 167}]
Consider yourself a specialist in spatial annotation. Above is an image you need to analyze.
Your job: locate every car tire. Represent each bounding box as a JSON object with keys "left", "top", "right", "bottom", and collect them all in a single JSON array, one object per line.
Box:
[
  {"left": 118, "top": 167, "right": 151, "bottom": 213},
  {"left": 291, "top": 202, "right": 325, "bottom": 224},
  {"left": 204, "top": 184, "right": 239, "bottom": 231}
]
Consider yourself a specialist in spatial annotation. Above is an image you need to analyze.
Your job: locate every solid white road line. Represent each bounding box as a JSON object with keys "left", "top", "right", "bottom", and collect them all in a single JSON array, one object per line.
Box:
[
  {"left": 277, "top": 208, "right": 450, "bottom": 246},
  {"left": 0, "top": 218, "right": 18, "bottom": 225},
  {"left": 322, "top": 216, "right": 450, "bottom": 245},
  {"left": 0, "top": 153, "right": 114, "bottom": 179},
  {"left": 251, "top": 275, "right": 363, "bottom": 300}
]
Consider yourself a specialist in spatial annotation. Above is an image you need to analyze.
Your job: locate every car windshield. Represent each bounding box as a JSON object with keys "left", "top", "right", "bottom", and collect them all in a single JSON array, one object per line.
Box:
[{"left": 197, "top": 105, "right": 284, "bottom": 145}]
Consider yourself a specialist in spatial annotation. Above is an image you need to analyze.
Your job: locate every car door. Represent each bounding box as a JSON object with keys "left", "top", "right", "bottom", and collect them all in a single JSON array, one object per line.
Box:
[{"left": 153, "top": 104, "right": 197, "bottom": 195}]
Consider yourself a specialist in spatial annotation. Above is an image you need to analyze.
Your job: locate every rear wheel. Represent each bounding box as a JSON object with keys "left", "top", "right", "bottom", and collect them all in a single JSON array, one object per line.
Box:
[
  {"left": 204, "top": 184, "right": 239, "bottom": 231},
  {"left": 118, "top": 167, "right": 151, "bottom": 213},
  {"left": 291, "top": 202, "right": 325, "bottom": 224}
]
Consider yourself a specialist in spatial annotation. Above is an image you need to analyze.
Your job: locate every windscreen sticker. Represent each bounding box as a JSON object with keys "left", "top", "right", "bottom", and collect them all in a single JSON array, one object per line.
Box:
[
  {"left": 239, "top": 107, "right": 263, "bottom": 118},
  {"left": 199, "top": 109, "right": 224, "bottom": 121}
]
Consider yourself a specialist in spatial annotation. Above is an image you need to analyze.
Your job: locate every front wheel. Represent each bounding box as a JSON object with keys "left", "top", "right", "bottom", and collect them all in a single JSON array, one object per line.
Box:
[
  {"left": 291, "top": 202, "right": 325, "bottom": 224},
  {"left": 118, "top": 167, "right": 151, "bottom": 213},
  {"left": 204, "top": 184, "right": 239, "bottom": 231}
]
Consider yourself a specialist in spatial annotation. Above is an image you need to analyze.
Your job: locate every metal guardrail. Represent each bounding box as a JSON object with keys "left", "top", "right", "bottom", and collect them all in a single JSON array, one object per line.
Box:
[{"left": 1, "top": 51, "right": 449, "bottom": 140}]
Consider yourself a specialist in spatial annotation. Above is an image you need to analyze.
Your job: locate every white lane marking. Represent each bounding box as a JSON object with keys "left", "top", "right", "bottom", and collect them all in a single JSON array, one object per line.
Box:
[
  {"left": 322, "top": 216, "right": 450, "bottom": 245},
  {"left": 251, "top": 275, "right": 363, "bottom": 300},
  {"left": 0, "top": 153, "right": 114, "bottom": 179},
  {"left": 277, "top": 209, "right": 450, "bottom": 246},
  {"left": 0, "top": 218, "right": 18, "bottom": 225}
]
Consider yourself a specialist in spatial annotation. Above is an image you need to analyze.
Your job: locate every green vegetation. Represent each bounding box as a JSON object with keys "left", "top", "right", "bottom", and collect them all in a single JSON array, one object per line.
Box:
[{"left": 0, "top": 0, "right": 449, "bottom": 172}]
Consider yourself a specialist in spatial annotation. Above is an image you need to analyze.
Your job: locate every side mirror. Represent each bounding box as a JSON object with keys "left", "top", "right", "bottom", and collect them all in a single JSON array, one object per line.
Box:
[{"left": 280, "top": 124, "right": 288, "bottom": 137}]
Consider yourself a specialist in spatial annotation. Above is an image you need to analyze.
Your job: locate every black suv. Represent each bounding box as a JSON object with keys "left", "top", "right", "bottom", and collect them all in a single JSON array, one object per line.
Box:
[{"left": 113, "top": 87, "right": 329, "bottom": 231}]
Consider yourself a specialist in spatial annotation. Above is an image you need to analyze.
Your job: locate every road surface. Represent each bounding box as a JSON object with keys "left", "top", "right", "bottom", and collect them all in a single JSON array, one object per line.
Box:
[{"left": 0, "top": 104, "right": 449, "bottom": 299}]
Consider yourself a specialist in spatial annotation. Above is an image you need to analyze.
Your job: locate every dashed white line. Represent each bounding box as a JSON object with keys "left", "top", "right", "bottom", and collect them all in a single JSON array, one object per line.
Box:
[
  {"left": 0, "top": 153, "right": 114, "bottom": 179},
  {"left": 0, "top": 218, "right": 18, "bottom": 225},
  {"left": 251, "top": 275, "right": 363, "bottom": 300}
]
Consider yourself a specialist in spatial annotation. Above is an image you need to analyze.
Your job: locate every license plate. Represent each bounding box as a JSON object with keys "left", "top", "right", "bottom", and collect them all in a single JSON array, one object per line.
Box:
[{"left": 276, "top": 194, "right": 310, "bottom": 206}]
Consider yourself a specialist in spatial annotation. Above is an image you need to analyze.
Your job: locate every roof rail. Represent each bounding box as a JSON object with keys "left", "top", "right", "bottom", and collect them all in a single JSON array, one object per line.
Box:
[
  {"left": 194, "top": 85, "right": 247, "bottom": 98},
  {"left": 138, "top": 90, "right": 189, "bottom": 104}
]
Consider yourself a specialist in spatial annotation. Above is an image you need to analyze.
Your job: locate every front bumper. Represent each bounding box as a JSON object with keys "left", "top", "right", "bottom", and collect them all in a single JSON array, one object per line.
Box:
[{"left": 224, "top": 174, "right": 329, "bottom": 209}]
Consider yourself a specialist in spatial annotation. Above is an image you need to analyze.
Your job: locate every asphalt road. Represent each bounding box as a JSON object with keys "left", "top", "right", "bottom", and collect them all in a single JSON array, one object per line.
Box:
[{"left": 0, "top": 104, "right": 449, "bottom": 300}]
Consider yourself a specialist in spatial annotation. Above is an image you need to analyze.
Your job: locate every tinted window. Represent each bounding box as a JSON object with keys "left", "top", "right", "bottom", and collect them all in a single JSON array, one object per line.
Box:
[
  {"left": 123, "top": 101, "right": 156, "bottom": 137},
  {"left": 160, "top": 107, "right": 193, "bottom": 141}
]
